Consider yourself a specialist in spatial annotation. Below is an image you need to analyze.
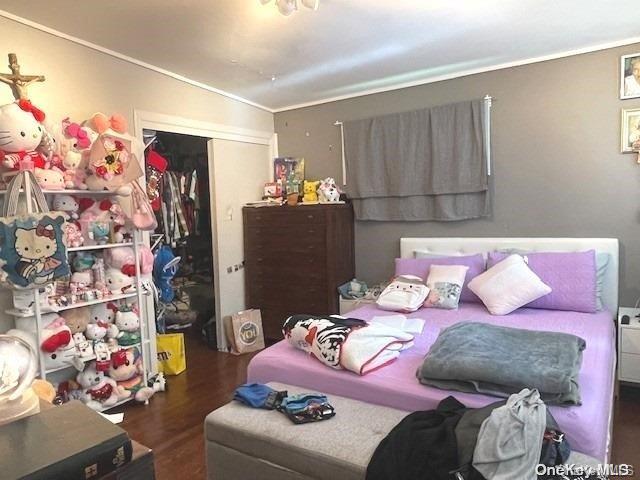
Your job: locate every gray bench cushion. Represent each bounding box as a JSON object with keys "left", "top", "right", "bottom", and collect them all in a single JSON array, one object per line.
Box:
[
  {"left": 205, "top": 382, "right": 409, "bottom": 480},
  {"left": 205, "top": 382, "right": 603, "bottom": 480}
]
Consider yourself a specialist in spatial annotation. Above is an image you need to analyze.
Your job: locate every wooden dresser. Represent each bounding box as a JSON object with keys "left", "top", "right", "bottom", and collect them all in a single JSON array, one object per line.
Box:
[{"left": 243, "top": 204, "right": 355, "bottom": 341}]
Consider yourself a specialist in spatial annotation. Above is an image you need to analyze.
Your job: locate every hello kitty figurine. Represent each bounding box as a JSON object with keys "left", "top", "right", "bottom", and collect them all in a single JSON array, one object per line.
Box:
[
  {"left": 53, "top": 194, "right": 79, "bottom": 220},
  {"left": 0, "top": 100, "right": 48, "bottom": 171},
  {"left": 14, "top": 223, "right": 63, "bottom": 285}
]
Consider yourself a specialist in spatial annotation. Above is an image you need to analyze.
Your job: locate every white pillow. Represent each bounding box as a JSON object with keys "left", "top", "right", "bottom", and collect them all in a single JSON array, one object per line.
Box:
[
  {"left": 467, "top": 254, "right": 552, "bottom": 315},
  {"left": 424, "top": 265, "right": 469, "bottom": 310}
]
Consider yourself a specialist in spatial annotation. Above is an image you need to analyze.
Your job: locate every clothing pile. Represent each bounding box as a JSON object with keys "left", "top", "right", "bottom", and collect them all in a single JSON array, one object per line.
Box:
[
  {"left": 283, "top": 314, "right": 415, "bottom": 375},
  {"left": 158, "top": 170, "right": 202, "bottom": 246},
  {"left": 234, "top": 383, "right": 335, "bottom": 425},
  {"left": 367, "top": 388, "right": 602, "bottom": 480}
]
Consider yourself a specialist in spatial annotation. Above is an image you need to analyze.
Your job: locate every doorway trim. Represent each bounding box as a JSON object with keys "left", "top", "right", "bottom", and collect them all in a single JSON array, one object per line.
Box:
[{"left": 134, "top": 109, "right": 278, "bottom": 351}]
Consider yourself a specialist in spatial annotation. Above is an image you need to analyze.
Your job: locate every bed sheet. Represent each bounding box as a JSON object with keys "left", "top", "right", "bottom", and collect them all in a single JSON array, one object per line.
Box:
[{"left": 247, "top": 303, "right": 615, "bottom": 460}]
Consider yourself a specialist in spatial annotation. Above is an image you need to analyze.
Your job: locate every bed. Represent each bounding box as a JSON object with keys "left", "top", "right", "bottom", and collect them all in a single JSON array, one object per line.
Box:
[{"left": 247, "top": 238, "right": 618, "bottom": 462}]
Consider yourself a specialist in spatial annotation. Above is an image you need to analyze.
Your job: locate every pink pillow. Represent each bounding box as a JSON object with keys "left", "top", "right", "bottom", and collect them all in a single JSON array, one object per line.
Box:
[
  {"left": 394, "top": 254, "right": 485, "bottom": 303},
  {"left": 487, "top": 250, "right": 597, "bottom": 313}
]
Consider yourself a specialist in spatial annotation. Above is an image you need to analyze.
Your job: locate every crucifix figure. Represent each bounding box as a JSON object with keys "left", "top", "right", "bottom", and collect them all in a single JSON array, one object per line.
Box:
[{"left": 0, "top": 53, "right": 45, "bottom": 100}]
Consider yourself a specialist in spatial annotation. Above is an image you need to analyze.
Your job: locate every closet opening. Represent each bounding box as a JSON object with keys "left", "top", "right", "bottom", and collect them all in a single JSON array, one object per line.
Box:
[{"left": 143, "top": 129, "right": 217, "bottom": 354}]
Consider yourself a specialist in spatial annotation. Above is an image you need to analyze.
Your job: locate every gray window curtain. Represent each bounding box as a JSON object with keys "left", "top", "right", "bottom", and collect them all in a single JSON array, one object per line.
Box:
[{"left": 343, "top": 99, "right": 490, "bottom": 221}]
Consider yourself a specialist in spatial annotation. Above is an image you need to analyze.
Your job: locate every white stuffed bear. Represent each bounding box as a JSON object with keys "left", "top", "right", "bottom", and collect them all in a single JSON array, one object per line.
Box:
[
  {"left": 0, "top": 100, "right": 48, "bottom": 171},
  {"left": 106, "top": 268, "right": 134, "bottom": 294},
  {"left": 76, "top": 361, "right": 130, "bottom": 410}
]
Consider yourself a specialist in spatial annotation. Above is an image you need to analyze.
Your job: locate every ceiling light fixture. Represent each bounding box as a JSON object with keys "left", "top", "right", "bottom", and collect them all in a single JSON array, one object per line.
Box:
[{"left": 261, "top": 0, "right": 319, "bottom": 16}]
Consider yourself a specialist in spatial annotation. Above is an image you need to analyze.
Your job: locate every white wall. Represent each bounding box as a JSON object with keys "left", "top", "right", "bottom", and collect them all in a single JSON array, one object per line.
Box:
[{"left": 0, "top": 17, "right": 274, "bottom": 332}]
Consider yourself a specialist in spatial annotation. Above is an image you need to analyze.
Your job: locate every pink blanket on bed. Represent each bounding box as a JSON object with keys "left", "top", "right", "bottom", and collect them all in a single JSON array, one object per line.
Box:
[{"left": 247, "top": 303, "right": 615, "bottom": 461}]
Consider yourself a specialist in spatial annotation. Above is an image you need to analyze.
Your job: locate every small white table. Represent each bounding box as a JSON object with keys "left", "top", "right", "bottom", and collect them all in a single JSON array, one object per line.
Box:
[{"left": 618, "top": 307, "right": 640, "bottom": 385}]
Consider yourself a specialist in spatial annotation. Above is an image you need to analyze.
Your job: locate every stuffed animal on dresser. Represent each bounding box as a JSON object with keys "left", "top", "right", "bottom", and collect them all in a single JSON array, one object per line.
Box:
[
  {"left": 302, "top": 180, "right": 320, "bottom": 204},
  {"left": 318, "top": 177, "right": 341, "bottom": 203}
]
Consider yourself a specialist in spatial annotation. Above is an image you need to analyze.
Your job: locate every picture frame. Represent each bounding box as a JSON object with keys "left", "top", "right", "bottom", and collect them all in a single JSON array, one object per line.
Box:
[
  {"left": 273, "top": 157, "right": 305, "bottom": 195},
  {"left": 620, "top": 108, "right": 640, "bottom": 153},
  {"left": 620, "top": 53, "right": 640, "bottom": 99}
]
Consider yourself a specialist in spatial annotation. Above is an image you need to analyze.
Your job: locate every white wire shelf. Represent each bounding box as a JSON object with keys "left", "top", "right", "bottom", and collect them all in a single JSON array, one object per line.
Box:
[
  {"left": 68, "top": 242, "right": 134, "bottom": 252},
  {"left": 0, "top": 188, "right": 125, "bottom": 195},
  {"left": 6, "top": 291, "right": 140, "bottom": 318},
  {"left": 99, "top": 396, "right": 134, "bottom": 412}
]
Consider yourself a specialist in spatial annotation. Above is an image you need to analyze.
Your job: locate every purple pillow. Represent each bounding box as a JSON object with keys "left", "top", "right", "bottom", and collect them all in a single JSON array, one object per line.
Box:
[
  {"left": 487, "top": 250, "right": 597, "bottom": 313},
  {"left": 394, "top": 254, "right": 485, "bottom": 303}
]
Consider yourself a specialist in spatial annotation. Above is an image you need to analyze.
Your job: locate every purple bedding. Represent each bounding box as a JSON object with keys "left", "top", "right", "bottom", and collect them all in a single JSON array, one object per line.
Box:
[{"left": 247, "top": 303, "right": 615, "bottom": 460}]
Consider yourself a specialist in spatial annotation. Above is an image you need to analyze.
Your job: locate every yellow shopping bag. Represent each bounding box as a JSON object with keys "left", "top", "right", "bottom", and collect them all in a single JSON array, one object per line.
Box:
[{"left": 156, "top": 333, "right": 187, "bottom": 375}]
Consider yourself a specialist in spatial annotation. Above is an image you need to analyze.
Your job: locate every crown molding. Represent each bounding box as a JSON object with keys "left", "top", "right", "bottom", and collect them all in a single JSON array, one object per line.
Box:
[
  {"left": 273, "top": 35, "right": 640, "bottom": 112},
  {"left": 0, "top": 9, "right": 274, "bottom": 113}
]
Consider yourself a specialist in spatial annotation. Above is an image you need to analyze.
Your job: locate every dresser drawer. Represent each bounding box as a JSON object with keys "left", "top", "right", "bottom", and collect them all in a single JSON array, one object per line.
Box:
[
  {"left": 244, "top": 207, "right": 326, "bottom": 226},
  {"left": 621, "top": 328, "right": 640, "bottom": 354},
  {"left": 620, "top": 353, "right": 640, "bottom": 382},
  {"left": 249, "top": 284, "right": 326, "bottom": 307},
  {"left": 245, "top": 238, "right": 326, "bottom": 257}
]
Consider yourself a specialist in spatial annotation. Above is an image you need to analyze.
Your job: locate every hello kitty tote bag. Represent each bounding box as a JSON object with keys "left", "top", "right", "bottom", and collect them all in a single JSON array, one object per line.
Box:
[{"left": 0, "top": 171, "right": 70, "bottom": 289}]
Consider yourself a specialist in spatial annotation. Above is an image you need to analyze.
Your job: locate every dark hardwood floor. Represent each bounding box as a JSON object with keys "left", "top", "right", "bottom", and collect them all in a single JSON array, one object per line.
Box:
[{"left": 120, "top": 332, "right": 640, "bottom": 480}]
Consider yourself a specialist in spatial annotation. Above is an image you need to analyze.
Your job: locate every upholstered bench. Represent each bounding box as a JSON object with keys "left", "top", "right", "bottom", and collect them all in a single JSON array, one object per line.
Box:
[{"left": 204, "top": 382, "right": 601, "bottom": 480}]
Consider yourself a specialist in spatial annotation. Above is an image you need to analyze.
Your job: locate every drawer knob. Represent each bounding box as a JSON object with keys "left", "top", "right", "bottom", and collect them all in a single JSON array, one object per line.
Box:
[{"left": 307, "top": 214, "right": 314, "bottom": 219}]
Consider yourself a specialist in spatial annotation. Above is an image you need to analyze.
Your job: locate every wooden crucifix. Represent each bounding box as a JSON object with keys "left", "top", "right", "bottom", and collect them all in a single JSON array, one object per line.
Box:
[{"left": 0, "top": 53, "right": 45, "bottom": 100}]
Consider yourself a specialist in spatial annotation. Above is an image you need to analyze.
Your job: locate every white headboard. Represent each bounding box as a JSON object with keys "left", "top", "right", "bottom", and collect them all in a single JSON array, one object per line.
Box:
[{"left": 400, "top": 238, "right": 619, "bottom": 314}]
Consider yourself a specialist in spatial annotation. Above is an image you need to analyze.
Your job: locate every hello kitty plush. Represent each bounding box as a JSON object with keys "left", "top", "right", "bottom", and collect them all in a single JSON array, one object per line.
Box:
[
  {"left": 85, "top": 322, "right": 108, "bottom": 342},
  {"left": 113, "top": 305, "right": 141, "bottom": 346},
  {"left": 34, "top": 167, "right": 65, "bottom": 190},
  {"left": 108, "top": 348, "right": 155, "bottom": 403},
  {"left": 61, "top": 117, "right": 95, "bottom": 189},
  {"left": 40, "top": 314, "right": 80, "bottom": 370},
  {"left": 63, "top": 222, "right": 83, "bottom": 248},
  {"left": 0, "top": 100, "right": 48, "bottom": 171},
  {"left": 90, "top": 302, "right": 118, "bottom": 324},
  {"left": 106, "top": 267, "right": 134, "bottom": 294},
  {"left": 53, "top": 194, "right": 79, "bottom": 220},
  {"left": 76, "top": 361, "right": 130, "bottom": 410},
  {"left": 14, "top": 224, "right": 63, "bottom": 285}
]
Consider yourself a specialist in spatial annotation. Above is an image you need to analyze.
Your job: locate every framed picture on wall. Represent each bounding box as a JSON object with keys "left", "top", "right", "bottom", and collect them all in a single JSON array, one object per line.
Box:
[
  {"left": 621, "top": 108, "right": 640, "bottom": 153},
  {"left": 620, "top": 53, "right": 640, "bottom": 99}
]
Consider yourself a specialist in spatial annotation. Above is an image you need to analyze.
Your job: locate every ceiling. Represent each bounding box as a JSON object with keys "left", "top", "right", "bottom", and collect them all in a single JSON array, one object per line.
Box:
[{"left": 2, "top": 1, "right": 640, "bottom": 112}]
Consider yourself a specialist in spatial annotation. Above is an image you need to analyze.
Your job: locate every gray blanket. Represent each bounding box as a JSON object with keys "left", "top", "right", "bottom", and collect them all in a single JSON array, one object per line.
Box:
[{"left": 417, "top": 322, "right": 586, "bottom": 405}]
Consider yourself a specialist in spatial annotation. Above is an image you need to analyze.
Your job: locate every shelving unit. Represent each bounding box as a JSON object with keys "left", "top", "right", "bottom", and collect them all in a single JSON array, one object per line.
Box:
[{"left": 0, "top": 181, "right": 156, "bottom": 396}]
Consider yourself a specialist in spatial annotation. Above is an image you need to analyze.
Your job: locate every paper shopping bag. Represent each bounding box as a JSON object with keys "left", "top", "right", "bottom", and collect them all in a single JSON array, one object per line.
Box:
[
  {"left": 224, "top": 309, "right": 265, "bottom": 355},
  {"left": 156, "top": 333, "right": 186, "bottom": 375}
]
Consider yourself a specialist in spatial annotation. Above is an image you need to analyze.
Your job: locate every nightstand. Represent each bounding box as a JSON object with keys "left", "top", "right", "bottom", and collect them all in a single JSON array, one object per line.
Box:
[{"left": 618, "top": 307, "right": 640, "bottom": 385}]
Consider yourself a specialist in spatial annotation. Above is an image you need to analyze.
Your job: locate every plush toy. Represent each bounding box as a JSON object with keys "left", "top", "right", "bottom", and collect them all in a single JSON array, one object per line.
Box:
[
  {"left": 90, "top": 302, "right": 118, "bottom": 324},
  {"left": 78, "top": 197, "right": 129, "bottom": 244},
  {"left": 53, "top": 194, "right": 80, "bottom": 219},
  {"left": 61, "top": 117, "right": 95, "bottom": 189},
  {"left": 85, "top": 322, "right": 107, "bottom": 342},
  {"left": 113, "top": 305, "right": 141, "bottom": 346},
  {"left": 76, "top": 361, "right": 130, "bottom": 410},
  {"left": 31, "top": 379, "right": 57, "bottom": 403},
  {"left": 63, "top": 222, "right": 84, "bottom": 248},
  {"left": 40, "top": 314, "right": 81, "bottom": 371},
  {"left": 105, "top": 246, "right": 153, "bottom": 276},
  {"left": 70, "top": 252, "right": 95, "bottom": 287},
  {"left": 152, "top": 372, "right": 166, "bottom": 393},
  {"left": 61, "top": 307, "right": 90, "bottom": 335},
  {"left": 60, "top": 307, "right": 91, "bottom": 334},
  {"left": 34, "top": 166, "right": 65, "bottom": 190},
  {"left": 0, "top": 100, "right": 47, "bottom": 171},
  {"left": 106, "top": 267, "right": 135, "bottom": 294},
  {"left": 108, "top": 348, "right": 155, "bottom": 403},
  {"left": 318, "top": 177, "right": 342, "bottom": 203},
  {"left": 302, "top": 180, "right": 320, "bottom": 204}
]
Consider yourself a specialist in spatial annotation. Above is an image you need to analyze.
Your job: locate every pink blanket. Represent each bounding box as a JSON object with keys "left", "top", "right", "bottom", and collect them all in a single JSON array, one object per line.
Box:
[{"left": 248, "top": 303, "right": 615, "bottom": 461}]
